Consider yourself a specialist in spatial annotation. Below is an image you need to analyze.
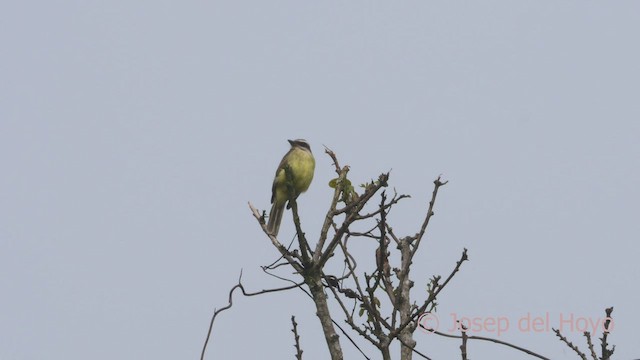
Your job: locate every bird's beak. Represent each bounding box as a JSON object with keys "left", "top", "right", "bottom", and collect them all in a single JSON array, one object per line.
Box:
[{"left": 287, "top": 139, "right": 294, "bottom": 145}]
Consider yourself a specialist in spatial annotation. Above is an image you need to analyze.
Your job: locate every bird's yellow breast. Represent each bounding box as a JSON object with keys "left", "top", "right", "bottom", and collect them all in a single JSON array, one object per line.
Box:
[{"left": 273, "top": 148, "right": 315, "bottom": 204}]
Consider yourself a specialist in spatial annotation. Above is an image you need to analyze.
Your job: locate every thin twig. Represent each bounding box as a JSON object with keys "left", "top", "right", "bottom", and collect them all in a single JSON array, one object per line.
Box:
[
  {"left": 263, "top": 234, "right": 299, "bottom": 270},
  {"left": 396, "top": 336, "right": 433, "bottom": 360},
  {"left": 324, "top": 146, "right": 342, "bottom": 173},
  {"left": 200, "top": 271, "right": 303, "bottom": 360},
  {"left": 553, "top": 328, "right": 587, "bottom": 360},
  {"left": 424, "top": 327, "right": 551, "bottom": 360},
  {"left": 291, "top": 316, "right": 304, "bottom": 360}
]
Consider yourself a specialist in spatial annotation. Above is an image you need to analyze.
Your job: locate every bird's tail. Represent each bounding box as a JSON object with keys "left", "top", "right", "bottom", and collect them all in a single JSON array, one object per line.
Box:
[{"left": 267, "top": 201, "right": 285, "bottom": 236}]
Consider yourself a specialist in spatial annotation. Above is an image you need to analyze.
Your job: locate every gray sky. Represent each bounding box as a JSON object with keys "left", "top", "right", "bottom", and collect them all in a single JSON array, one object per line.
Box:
[{"left": 1, "top": 1, "right": 639, "bottom": 359}]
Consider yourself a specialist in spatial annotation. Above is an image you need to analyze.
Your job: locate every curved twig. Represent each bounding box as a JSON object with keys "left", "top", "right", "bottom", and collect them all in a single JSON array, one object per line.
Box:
[{"left": 200, "top": 272, "right": 303, "bottom": 360}]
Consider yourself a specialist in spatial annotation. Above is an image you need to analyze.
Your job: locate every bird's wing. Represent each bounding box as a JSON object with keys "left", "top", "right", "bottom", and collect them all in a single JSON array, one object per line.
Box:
[{"left": 271, "top": 149, "right": 292, "bottom": 204}]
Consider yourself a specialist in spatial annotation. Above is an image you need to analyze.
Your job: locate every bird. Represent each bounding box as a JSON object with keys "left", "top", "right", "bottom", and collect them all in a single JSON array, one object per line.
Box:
[{"left": 267, "top": 139, "right": 315, "bottom": 236}]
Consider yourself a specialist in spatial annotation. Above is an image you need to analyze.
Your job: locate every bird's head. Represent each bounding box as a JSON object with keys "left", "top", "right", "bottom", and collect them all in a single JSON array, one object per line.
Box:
[{"left": 288, "top": 139, "right": 311, "bottom": 151}]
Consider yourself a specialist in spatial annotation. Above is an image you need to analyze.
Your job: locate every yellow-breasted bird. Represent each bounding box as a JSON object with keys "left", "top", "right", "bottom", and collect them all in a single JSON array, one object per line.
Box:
[{"left": 267, "top": 139, "right": 315, "bottom": 236}]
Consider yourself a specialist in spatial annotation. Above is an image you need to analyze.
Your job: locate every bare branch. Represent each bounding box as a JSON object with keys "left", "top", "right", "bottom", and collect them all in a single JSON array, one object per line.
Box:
[
  {"left": 416, "top": 176, "right": 448, "bottom": 247},
  {"left": 284, "top": 166, "right": 312, "bottom": 265},
  {"left": 459, "top": 323, "right": 468, "bottom": 360},
  {"left": 391, "top": 248, "right": 468, "bottom": 338},
  {"left": 291, "top": 316, "right": 304, "bottom": 360},
  {"left": 398, "top": 176, "right": 447, "bottom": 291},
  {"left": 249, "top": 202, "right": 304, "bottom": 274},
  {"left": 584, "top": 332, "right": 598, "bottom": 360},
  {"left": 600, "top": 307, "right": 615, "bottom": 360},
  {"left": 318, "top": 173, "right": 390, "bottom": 268},
  {"left": 313, "top": 166, "right": 349, "bottom": 263}
]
